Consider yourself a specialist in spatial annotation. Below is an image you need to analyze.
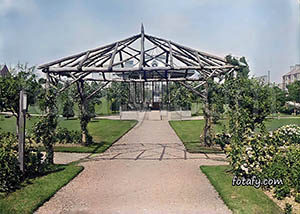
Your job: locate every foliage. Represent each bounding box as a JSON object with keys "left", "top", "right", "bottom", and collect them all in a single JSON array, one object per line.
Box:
[
  {"left": 168, "top": 82, "right": 193, "bottom": 109},
  {"left": 0, "top": 164, "right": 83, "bottom": 214},
  {"left": 72, "top": 81, "right": 104, "bottom": 145},
  {"left": 106, "top": 82, "right": 129, "bottom": 105},
  {"left": 271, "top": 86, "right": 287, "bottom": 113},
  {"left": 264, "top": 146, "right": 300, "bottom": 202},
  {"left": 33, "top": 88, "right": 58, "bottom": 165},
  {"left": 62, "top": 98, "right": 75, "bottom": 119},
  {"left": 78, "top": 101, "right": 93, "bottom": 145},
  {"left": 214, "top": 132, "right": 231, "bottom": 150},
  {"left": 0, "top": 133, "right": 22, "bottom": 193},
  {"left": 222, "top": 124, "right": 300, "bottom": 203},
  {"left": 55, "top": 127, "right": 81, "bottom": 144},
  {"left": 0, "top": 132, "right": 44, "bottom": 193},
  {"left": 284, "top": 203, "right": 293, "bottom": 214},
  {"left": 206, "top": 80, "right": 225, "bottom": 124},
  {"left": 225, "top": 129, "right": 280, "bottom": 177},
  {"left": 273, "top": 124, "right": 300, "bottom": 146},
  {"left": 0, "top": 63, "right": 41, "bottom": 133},
  {"left": 218, "top": 56, "right": 300, "bottom": 203},
  {"left": 222, "top": 56, "right": 272, "bottom": 164},
  {"left": 287, "top": 80, "right": 300, "bottom": 103}
]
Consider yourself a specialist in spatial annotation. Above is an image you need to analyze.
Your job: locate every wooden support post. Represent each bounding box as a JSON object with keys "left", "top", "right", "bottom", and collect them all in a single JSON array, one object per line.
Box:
[
  {"left": 77, "top": 80, "right": 89, "bottom": 145},
  {"left": 134, "top": 82, "right": 137, "bottom": 104},
  {"left": 152, "top": 81, "right": 154, "bottom": 106},
  {"left": 203, "top": 82, "right": 212, "bottom": 147},
  {"left": 139, "top": 24, "right": 145, "bottom": 70}
]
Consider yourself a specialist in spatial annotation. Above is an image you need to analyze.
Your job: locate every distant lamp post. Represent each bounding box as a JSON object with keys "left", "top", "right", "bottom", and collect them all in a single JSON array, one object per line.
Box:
[{"left": 18, "top": 89, "right": 27, "bottom": 172}]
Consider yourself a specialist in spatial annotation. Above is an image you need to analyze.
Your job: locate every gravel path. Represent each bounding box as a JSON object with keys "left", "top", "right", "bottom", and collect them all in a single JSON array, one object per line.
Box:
[{"left": 36, "top": 113, "right": 231, "bottom": 214}]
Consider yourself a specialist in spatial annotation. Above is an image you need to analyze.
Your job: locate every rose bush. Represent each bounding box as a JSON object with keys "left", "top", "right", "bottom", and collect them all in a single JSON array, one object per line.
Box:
[
  {"left": 272, "top": 124, "right": 300, "bottom": 146},
  {"left": 219, "top": 125, "right": 300, "bottom": 202}
]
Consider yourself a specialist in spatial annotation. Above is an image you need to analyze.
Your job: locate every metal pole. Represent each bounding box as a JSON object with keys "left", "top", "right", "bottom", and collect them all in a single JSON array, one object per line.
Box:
[{"left": 18, "top": 90, "right": 26, "bottom": 172}]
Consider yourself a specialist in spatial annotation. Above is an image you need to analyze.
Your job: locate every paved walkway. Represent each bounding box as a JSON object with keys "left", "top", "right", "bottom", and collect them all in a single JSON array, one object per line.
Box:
[{"left": 36, "top": 113, "right": 231, "bottom": 214}]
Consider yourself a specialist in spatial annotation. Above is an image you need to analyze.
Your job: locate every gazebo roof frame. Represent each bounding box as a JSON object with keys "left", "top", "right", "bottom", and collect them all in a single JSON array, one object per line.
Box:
[{"left": 38, "top": 25, "right": 238, "bottom": 84}]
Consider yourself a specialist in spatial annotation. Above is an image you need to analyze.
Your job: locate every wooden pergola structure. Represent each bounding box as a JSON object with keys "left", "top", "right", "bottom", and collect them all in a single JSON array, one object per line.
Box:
[
  {"left": 38, "top": 25, "right": 240, "bottom": 145},
  {"left": 38, "top": 25, "right": 238, "bottom": 94}
]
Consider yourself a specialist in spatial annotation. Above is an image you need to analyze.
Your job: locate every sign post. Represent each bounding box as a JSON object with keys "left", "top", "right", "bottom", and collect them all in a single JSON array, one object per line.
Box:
[{"left": 18, "top": 89, "right": 27, "bottom": 172}]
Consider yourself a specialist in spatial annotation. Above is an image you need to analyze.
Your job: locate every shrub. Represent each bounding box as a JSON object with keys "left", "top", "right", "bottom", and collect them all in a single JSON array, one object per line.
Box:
[
  {"left": 295, "top": 193, "right": 300, "bottom": 203},
  {"left": 214, "top": 132, "right": 231, "bottom": 150},
  {"left": 62, "top": 99, "right": 75, "bottom": 119},
  {"left": 223, "top": 128, "right": 300, "bottom": 202},
  {"left": 272, "top": 124, "right": 300, "bottom": 146},
  {"left": 0, "top": 133, "right": 22, "bottom": 193},
  {"left": 55, "top": 127, "right": 81, "bottom": 144},
  {"left": 24, "top": 139, "right": 45, "bottom": 178},
  {"left": 284, "top": 203, "right": 293, "bottom": 214},
  {"left": 265, "top": 146, "right": 300, "bottom": 201},
  {"left": 0, "top": 133, "right": 45, "bottom": 193}
]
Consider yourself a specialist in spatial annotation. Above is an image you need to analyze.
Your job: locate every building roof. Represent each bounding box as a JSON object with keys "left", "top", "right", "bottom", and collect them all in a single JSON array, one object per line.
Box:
[
  {"left": 283, "top": 64, "right": 300, "bottom": 77},
  {"left": 0, "top": 65, "right": 10, "bottom": 77}
]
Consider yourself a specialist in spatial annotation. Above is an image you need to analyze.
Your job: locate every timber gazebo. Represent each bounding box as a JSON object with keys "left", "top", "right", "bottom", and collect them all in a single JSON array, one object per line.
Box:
[
  {"left": 38, "top": 25, "right": 240, "bottom": 145},
  {"left": 38, "top": 24, "right": 238, "bottom": 97}
]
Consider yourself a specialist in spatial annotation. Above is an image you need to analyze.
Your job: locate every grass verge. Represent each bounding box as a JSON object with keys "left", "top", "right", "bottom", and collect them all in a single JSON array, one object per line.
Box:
[
  {"left": 183, "top": 141, "right": 224, "bottom": 153},
  {"left": 52, "top": 119, "right": 137, "bottom": 153},
  {"left": 169, "top": 120, "right": 225, "bottom": 153},
  {"left": 0, "top": 164, "right": 83, "bottom": 214},
  {"left": 200, "top": 165, "right": 283, "bottom": 214}
]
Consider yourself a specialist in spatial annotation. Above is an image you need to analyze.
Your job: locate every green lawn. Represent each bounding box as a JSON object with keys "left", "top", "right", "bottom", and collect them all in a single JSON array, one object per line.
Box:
[
  {"left": 170, "top": 118, "right": 300, "bottom": 144},
  {"left": 201, "top": 165, "right": 283, "bottom": 214},
  {"left": 264, "top": 117, "right": 300, "bottom": 131},
  {"left": 169, "top": 118, "right": 300, "bottom": 153},
  {"left": 0, "top": 164, "right": 83, "bottom": 214},
  {"left": 54, "top": 119, "right": 137, "bottom": 153},
  {"left": 27, "top": 97, "right": 113, "bottom": 116},
  {"left": 0, "top": 116, "right": 81, "bottom": 133},
  {"left": 0, "top": 116, "right": 137, "bottom": 153}
]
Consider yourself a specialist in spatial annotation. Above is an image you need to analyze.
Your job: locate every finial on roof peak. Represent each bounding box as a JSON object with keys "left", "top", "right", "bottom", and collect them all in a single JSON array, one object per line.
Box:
[{"left": 141, "top": 23, "right": 144, "bottom": 34}]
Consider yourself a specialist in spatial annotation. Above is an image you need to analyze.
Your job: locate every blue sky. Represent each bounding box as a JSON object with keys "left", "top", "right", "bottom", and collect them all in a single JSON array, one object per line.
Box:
[{"left": 0, "top": 0, "right": 299, "bottom": 83}]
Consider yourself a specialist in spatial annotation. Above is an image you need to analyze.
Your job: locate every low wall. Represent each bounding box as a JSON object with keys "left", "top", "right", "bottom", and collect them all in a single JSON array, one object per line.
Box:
[
  {"left": 168, "top": 111, "right": 192, "bottom": 120},
  {"left": 120, "top": 111, "right": 191, "bottom": 120},
  {"left": 120, "top": 111, "right": 145, "bottom": 120},
  {"left": 120, "top": 111, "right": 139, "bottom": 120}
]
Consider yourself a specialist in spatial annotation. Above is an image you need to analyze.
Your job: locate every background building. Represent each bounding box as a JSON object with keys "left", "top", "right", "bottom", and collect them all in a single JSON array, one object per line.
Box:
[
  {"left": 0, "top": 65, "right": 10, "bottom": 77},
  {"left": 282, "top": 64, "right": 300, "bottom": 90},
  {"left": 254, "top": 75, "right": 268, "bottom": 85}
]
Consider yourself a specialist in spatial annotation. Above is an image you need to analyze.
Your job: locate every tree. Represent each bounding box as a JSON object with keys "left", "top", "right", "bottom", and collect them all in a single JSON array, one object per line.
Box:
[
  {"left": 106, "top": 82, "right": 129, "bottom": 105},
  {"left": 62, "top": 98, "right": 75, "bottom": 119},
  {"left": 286, "top": 80, "right": 300, "bottom": 114},
  {"left": 168, "top": 82, "right": 193, "bottom": 109},
  {"left": 287, "top": 80, "right": 300, "bottom": 103},
  {"left": 223, "top": 55, "right": 273, "bottom": 151},
  {"left": 0, "top": 63, "right": 41, "bottom": 134},
  {"left": 271, "top": 86, "right": 287, "bottom": 113}
]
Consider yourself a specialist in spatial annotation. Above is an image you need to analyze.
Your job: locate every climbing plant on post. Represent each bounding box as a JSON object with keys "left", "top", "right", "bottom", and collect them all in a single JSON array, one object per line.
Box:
[
  {"left": 202, "top": 81, "right": 213, "bottom": 147},
  {"left": 33, "top": 87, "right": 58, "bottom": 165},
  {"left": 76, "top": 80, "right": 93, "bottom": 146}
]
